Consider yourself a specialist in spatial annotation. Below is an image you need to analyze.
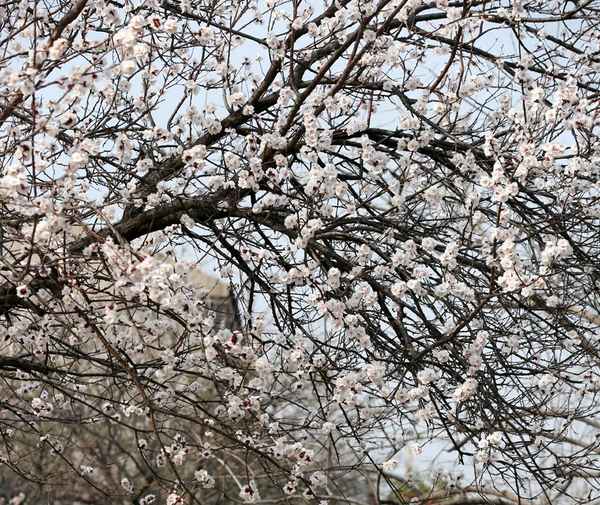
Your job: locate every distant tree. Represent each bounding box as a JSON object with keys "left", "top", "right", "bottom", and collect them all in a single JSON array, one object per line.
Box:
[{"left": 2, "top": 0, "right": 600, "bottom": 504}]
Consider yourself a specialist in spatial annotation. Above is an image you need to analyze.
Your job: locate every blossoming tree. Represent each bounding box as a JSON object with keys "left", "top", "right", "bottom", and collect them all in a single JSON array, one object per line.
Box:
[{"left": 1, "top": 0, "right": 600, "bottom": 503}]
